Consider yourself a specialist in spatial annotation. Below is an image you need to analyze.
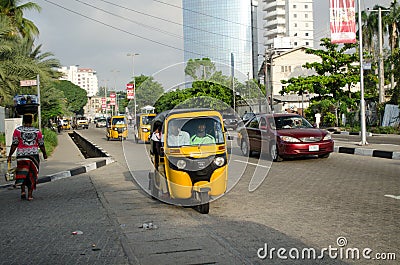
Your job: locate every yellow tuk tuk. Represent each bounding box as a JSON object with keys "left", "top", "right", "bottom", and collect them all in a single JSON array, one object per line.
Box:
[
  {"left": 148, "top": 109, "right": 229, "bottom": 214},
  {"left": 134, "top": 113, "right": 156, "bottom": 143},
  {"left": 106, "top": 115, "right": 128, "bottom": 141},
  {"left": 62, "top": 118, "right": 71, "bottom": 130}
]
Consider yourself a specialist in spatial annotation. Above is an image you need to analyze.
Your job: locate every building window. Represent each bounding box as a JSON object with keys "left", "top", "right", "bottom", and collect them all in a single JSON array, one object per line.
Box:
[
  {"left": 294, "top": 33, "right": 297, "bottom": 36},
  {"left": 305, "top": 23, "right": 309, "bottom": 27},
  {"left": 294, "top": 14, "right": 297, "bottom": 18},
  {"left": 305, "top": 33, "right": 309, "bottom": 36},
  {"left": 294, "top": 42, "right": 298, "bottom": 46},
  {"left": 294, "top": 23, "right": 297, "bottom": 27},
  {"left": 305, "top": 14, "right": 308, "bottom": 18},
  {"left": 305, "top": 5, "right": 308, "bottom": 9},
  {"left": 306, "top": 42, "right": 309, "bottom": 45},
  {"left": 293, "top": 5, "right": 296, "bottom": 8}
]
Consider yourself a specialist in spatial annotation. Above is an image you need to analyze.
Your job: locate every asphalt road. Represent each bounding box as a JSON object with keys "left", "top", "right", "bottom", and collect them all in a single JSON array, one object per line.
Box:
[
  {"left": 79, "top": 126, "right": 400, "bottom": 264},
  {"left": 1, "top": 125, "right": 398, "bottom": 265}
]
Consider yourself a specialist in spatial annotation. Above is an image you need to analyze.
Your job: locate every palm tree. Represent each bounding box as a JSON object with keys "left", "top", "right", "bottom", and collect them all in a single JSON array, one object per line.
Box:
[
  {"left": 0, "top": 0, "right": 41, "bottom": 39},
  {"left": 384, "top": 0, "right": 400, "bottom": 92}
]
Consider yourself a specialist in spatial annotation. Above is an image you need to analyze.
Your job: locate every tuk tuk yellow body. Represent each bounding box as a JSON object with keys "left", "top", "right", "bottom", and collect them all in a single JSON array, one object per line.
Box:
[
  {"left": 134, "top": 113, "right": 156, "bottom": 143},
  {"left": 62, "top": 118, "right": 71, "bottom": 130},
  {"left": 148, "top": 109, "right": 228, "bottom": 214},
  {"left": 106, "top": 115, "right": 128, "bottom": 141}
]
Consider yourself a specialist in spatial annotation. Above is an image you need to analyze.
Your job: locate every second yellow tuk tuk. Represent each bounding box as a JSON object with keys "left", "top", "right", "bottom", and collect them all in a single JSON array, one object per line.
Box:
[
  {"left": 134, "top": 113, "right": 156, "bottom": 143},
  {"left": 106, "top": 115, "right": 128, "bottom": 141},
  {"left": 148, "top": 109, "right": 229, "bottom": 214}
]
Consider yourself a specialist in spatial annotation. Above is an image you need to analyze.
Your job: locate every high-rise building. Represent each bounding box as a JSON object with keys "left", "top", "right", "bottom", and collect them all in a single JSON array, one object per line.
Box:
[
  {"left": 183, "top": 0, "right": 257, "bottom": 78},
  {"left": 58, "top": 66, "right": 99, "bottom": 97},
  {"left": 262, "top": 0, "right": 314, "bottom": 49}
]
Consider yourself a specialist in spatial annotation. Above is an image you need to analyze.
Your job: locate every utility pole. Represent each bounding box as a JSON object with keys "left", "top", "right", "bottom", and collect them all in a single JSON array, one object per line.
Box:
[
  {"left": 358, "top": 0, "right": 367, "bottom": 145},
  {"left": 367, "top": 7, "right": 389, "bottom": 104},
  {"left": 231, "top": 53, "right": 235, "bottom": 112},
  {"left": 127, "top": 53, "right": 139, "bottom": 122}
]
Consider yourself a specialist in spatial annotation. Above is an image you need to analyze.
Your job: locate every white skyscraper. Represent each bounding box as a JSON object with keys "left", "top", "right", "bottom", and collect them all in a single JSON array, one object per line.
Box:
[
  {"left": 58, "top": 66, "right": 99, "bottom": 97},
  {"left": 262, "top": 0, "right": 314, "bottom": 49}
]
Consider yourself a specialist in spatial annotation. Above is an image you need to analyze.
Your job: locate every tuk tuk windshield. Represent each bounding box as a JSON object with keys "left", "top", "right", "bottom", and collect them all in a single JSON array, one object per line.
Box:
[
  {"left": 112, "top": 117, "right": 126, "bottom": 125},
  {"left": 141, "top": 115, "right": 155, "bottom": 125},
  {"left": 167, "top": 117, "right": 224, "bottom": 147}
]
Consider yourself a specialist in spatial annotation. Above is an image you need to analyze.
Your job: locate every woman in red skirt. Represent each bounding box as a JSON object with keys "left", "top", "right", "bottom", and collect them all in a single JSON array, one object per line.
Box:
[{"left": 7, "top": 114, "right": 47, "bottom": 201}]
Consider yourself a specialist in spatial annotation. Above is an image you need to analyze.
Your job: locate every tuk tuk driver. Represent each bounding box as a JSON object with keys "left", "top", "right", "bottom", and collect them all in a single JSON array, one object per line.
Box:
[
  {"left": 191, "top": 121, "right": 215, "bottom": 145},
  {"left": 167, "top": 122, "right": 190, "bottom": 147}
]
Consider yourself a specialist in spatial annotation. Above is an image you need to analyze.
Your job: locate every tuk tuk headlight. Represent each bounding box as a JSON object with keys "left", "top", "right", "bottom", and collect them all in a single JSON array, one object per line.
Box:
[
  {"left": 176, "top": 159, "right": 186, "bottom": 169},
  {"left": 142, "top": 128, "right": 149, "bottom": 132},
  {"left": 214, "top": 157, "right": 225, "bottom": 167},
  {"left": 113, "top": 128, "right": 118, "bottom": 131}
]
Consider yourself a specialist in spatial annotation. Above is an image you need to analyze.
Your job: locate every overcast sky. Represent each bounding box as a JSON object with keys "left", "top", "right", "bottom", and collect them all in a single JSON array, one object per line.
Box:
[{"left": 26, "top": 0, "right": 392, "bottom": 92}]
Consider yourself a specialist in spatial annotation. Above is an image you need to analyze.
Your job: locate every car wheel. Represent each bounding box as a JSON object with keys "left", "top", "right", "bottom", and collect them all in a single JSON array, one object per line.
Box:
[
  {"left": 241, "top": 140, "right": 251, "bottom": 157},
  {"left": 270, "top": 144, "right": 283, "bottom": 162},
  {"left": 318, "top": 153, "right": 330, "bottom": 159}
]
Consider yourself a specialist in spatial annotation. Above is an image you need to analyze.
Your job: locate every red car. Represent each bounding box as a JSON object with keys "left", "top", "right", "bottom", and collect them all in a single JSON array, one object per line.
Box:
[{"left": 236, "top": 113, "right": 334, "bottom": 161}]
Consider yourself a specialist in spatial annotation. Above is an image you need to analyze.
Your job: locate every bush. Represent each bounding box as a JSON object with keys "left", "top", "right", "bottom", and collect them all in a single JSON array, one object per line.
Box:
[
  {"left": 0, "top": 132, "right": 5, "bottom": 146},
  {"left": 42, "top": 128, "right": 58, "bottom": 156},
  {"left": 369, "top": 126, "right": 400, "bottom": 134}
]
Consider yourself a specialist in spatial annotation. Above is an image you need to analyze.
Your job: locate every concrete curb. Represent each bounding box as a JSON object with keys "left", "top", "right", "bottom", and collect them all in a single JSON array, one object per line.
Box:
[
  {"left": 334, "top": 146, "right": 400, "bottom": 160},
  {"left": 0, "top": 157, "right": 114, "bottom": 189}
]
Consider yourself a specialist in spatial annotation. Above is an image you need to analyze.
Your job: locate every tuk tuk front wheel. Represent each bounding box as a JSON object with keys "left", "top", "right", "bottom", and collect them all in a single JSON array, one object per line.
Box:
[{"left": 196, "top": 190, "right": 210, "bottom": 214}]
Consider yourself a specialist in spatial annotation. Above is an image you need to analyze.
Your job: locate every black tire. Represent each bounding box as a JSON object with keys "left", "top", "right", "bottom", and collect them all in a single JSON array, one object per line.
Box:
[
  {"left": 270, "top": 144, "right": 283, "bottom": 162},
  {"left": 198, "top": 203, "right": 209, "bottom": 214},
  {"left": 241, "top": 140, "right": 251, "bottom": 157},
  {"left": 318, "top": 153, "right": 330, "bottom": 159},
  {"left": 197, "top": 191, "right": 210, "bottom": 214}
]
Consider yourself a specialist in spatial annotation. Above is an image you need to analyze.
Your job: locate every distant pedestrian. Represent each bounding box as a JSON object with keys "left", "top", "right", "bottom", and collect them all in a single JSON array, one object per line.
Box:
[
  {"left": 57, "top": 117, "right": 62, "bottom": 133},
  {"left": 7, "top": 114, "right": 47, "bottom": 201}
]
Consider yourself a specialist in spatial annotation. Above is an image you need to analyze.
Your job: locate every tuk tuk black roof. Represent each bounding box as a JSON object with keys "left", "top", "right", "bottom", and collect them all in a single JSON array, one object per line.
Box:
[{"left": 151, "top": 108, "right": 215, "bottom": 131}]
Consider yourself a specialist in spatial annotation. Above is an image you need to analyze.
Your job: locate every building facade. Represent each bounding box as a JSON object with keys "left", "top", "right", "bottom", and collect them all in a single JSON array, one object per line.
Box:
[
  {"left": 262, "top": 0, "right": 314, "bottom": 49},
  {"left": 58, "top": 66, "right": 99, "bottom": 97},
  {"left": 183, "top": 0, "right": 255, "bottom": 78}
]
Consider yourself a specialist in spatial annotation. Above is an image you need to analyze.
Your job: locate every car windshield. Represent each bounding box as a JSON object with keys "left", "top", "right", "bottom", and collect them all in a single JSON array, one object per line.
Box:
[
  {"left": 167, "top": 116, "right": 224, "bottom": 147},
  {"left": 274, "top": 116, "right": 313, "bottom": 129}
]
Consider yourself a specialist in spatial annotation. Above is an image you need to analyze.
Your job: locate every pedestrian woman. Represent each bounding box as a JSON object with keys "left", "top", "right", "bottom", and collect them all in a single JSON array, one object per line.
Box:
[
  {"left": 151, "top": 126, "right": 162, "bottom": 169},
  {"left": 7, "top": 114, "right": 47, "bottom": 201}
]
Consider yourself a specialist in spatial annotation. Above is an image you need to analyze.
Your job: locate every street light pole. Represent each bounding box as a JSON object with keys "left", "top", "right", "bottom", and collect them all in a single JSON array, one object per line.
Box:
[
  {"left": 127, "top": 53, "right": 139, "bottom": 122},
  {"left": 367, "top": 7, "right": 390, "bottom": 104},
  {"left": 358, "top": 0, "right": 367, "bottom": 145}
]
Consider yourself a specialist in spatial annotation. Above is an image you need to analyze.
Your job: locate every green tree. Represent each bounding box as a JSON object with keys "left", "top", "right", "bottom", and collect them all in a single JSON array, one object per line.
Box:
[
  {"left": 53, "top": 80, "right": 87, "bottom": 114},
  {"left": 129, "top": 75, "right": 164, "bottom": 110},
  {"left": 0, "top": 0, "right": 41, "bottom": 39},
  {"left": 185, "top": 58, "right": 216, "bottom": 80}
]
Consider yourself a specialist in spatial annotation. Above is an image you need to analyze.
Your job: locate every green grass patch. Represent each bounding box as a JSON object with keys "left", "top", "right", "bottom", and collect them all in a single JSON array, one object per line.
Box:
[{"left": 42, "top": 128, "right": 58, "bottom": 156}]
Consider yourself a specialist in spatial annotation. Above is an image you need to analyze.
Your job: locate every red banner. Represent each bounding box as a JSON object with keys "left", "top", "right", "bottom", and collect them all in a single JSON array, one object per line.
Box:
[
  {"left": 110, "top": 93, "right": 116, "bottom": 106},
  {"left": 126, "top": 83, "right": 134, "bottom": 99},
  {"left": 330, "top": 0, "right": 356, "bottom": 44}
]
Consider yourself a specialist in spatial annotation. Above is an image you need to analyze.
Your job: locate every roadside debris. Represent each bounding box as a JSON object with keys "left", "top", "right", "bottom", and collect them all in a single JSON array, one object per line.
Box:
[
  {"left": 139, "top": 222, "right": 158, "bottom": 230},
  {"left": 71, "top": 230, "right": 83, "bottom": 235}
]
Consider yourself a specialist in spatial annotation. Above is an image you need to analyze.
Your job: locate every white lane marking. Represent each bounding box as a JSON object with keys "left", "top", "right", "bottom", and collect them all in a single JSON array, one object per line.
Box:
[
  {"left": 234, "top": 159, "right": 272, "bottom": 169},
  {"left": 384, "top": 194, "right": 400, "bottom": 200}
]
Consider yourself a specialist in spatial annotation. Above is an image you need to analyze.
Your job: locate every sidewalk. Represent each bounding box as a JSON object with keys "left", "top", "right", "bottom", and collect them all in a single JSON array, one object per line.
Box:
[
  {"left": 0, "top": 132, "right": 113, "bottom": 189},
  {"left": 334, "top": 140, "right": 400, "bottom": 160}
]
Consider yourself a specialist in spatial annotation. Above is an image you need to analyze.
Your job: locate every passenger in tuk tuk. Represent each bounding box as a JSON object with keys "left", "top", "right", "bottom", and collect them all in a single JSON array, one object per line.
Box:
[
  {"left": 167, "top": 122, "right": 190, "bottom": 147},
  {"left": 190, "top": 121, "right": 215, "bottom": 145}
]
